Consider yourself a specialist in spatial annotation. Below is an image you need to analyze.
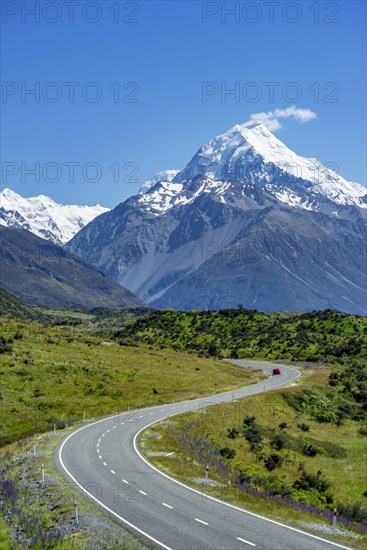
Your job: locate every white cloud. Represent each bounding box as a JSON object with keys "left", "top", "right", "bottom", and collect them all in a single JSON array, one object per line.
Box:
[{"left": 249, "top": 106, "right": 317, "bottom": 132}]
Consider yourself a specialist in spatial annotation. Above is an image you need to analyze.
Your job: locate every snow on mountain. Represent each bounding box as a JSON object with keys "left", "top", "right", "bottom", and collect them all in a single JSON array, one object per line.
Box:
[
  {"left": 68, "top": 120, "right": 367, "bottom": 314},
  {"left": 139, "top": 170, "right": 180, "bottom": 194},
  {"left": 0, "top": 188, "right": 109, "bottom": 245},
  {"left": 169, "top": 121, "right": 366, "bottom": 210}
]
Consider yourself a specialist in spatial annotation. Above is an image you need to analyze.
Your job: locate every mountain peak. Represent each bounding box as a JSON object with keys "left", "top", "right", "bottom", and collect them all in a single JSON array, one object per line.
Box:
[
  {"left": 139, "top": 170, "right": 180, "bottom": 194},
  {"left": 0, "top": 188, "right": 110, "bottom": 245}
]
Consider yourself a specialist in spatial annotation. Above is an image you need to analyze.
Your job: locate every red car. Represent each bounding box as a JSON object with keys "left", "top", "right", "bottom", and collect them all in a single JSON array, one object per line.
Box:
[{"left": 272, "top": 368, "right": 281, "bottom": 375}]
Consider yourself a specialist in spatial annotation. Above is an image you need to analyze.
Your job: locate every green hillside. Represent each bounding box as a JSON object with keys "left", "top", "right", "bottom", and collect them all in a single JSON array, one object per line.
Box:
[
  {"left": 116, "top": 308, "right": 367, "bottom": 364},
  {"left": 0, "top": 317, "right": 264, "bottom": 447}
]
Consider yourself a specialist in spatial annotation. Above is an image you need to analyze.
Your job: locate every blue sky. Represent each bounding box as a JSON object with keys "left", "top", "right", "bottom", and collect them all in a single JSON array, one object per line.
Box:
[{"left": 1, "top": 0, "right": 366, "bottom": 207}]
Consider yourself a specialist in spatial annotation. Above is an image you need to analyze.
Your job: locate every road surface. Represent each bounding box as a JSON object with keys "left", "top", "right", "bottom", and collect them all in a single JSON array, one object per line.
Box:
[{"left": 55, "top": 360, "right": 352, "bottom": 550}]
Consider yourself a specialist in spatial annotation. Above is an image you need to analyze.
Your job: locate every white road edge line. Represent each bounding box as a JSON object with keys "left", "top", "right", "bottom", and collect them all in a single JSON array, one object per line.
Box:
[
  {"left": 58, "top": 422, "right": 173, "bottom": 550},
  {"left": 194, "top": 518, "right": 208, "bottom": 526},
  {"left": 237, "top": 537, "right": 256, "bottom": 547},
  {"left": 162, "top": 502, "right": 173, "bottom": 509}
]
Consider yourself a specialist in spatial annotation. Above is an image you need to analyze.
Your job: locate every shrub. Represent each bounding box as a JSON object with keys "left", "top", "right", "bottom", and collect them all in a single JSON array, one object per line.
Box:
[
  {"left": 227, "top": 426, "right": 240, "bottom": 439},
  {"left": 264, "top": 453, "right": 283, "bottom": 471},
  {"left": 328, "top": 372, "right": 339, "bottom": 386},
  {"left": 279, "top": 421, "right": 287, "bottom": 430},
  {"left": 270, "top": 433, "right": 288, "bottom": 451},
  {"left": 303, "top": 444, "right": 318, "bottom": 457},
  {"left": 219, "top": 447, "right": 236, "bottom": 460},
  {"left": 0, "top": 336, "right": 12, "bottom": 354},
  {"left": 243, "top": 416, "right": 256, "bottom": 427},
  {"left": 297, "top": 422, "right": 310, "bottom": 432},
  {"left": 293, "top": 469, "right": 331, "bottom": 494},
  {"left": 245, "top": 427, "right": 263, "bottom": 445},
  {"left": 337, "top": 501, "right": 367, "bottom": 524}
]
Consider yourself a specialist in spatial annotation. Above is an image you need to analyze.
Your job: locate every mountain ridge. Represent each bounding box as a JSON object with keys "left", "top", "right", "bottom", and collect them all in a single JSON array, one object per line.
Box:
[
  {"left": 0, "top": 225, "right": 145, "bottom": 308},
  {"left": 0, "top": 187, "right": 109, "bottom": 245},
  {"left": 22, "top": 121, "right": 367, "bottom": 313}
]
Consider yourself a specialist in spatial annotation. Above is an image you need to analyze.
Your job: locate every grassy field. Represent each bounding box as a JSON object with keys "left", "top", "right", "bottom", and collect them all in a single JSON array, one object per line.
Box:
[
  {"left": 140, "top": 364, "right": 367, "bottom": 548},
  {"left": 0, "top": 317, "right": 265, "bottom": 446}
]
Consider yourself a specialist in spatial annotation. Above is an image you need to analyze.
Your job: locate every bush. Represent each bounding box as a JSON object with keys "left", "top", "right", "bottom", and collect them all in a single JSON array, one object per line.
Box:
[
  {"left": 243, "top": 416, "right": 256, "bottom": 427},
  {"left": 219, "top": 447, "right": 236, "bottom": 460},
  {"left": 279, "top": 421, "right": 287, "bottom": 430},
  {"left": 227, "top": 426, "right": 240, "bottom": 439},
  {"left": 270, "top": 433, "right": 288, "bottom": 451},
  {"left": 245, "top": 427, "right": 263, "bottom": 445},
  {"left": 297, "top": 422, "right": 310, "bottom": 432},
  {"left": 337, "top": 501, "right": 367, "bottom": 524},
  {"left": 293, "top": 469, "right": 331, "bottom": 494},
  {"left": 303, "top": 444, "right": 318, "bottom": 457},
  {"left": 264, "top": 453, "right": 283, "bottom": 471},
  {"left": 0, "top": 336, "right": 13, "bottom": 354}
]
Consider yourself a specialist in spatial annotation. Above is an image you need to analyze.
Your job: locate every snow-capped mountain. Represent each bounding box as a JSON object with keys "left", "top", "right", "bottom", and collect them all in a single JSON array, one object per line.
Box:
[
  {"left": 68, "top": 121, "right": 367, "bottom": 314},
  {"left": 0, "top": 188, "right": 109, "bottom": 245},
  {"left": 139, "top": 170, "right": 180, "bottom": 194},
  {"left": 137, "top": 122, "right": 366, "bottom": 214}
]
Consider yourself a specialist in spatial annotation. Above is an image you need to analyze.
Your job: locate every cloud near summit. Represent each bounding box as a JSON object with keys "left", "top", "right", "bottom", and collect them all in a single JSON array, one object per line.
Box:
[{"left": 249, "top": 107, "right": 317, "bottom": 131}]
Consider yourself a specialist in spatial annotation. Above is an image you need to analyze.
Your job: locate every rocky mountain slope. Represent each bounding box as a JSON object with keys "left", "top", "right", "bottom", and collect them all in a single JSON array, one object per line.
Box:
[
  {"left": 0, "top": 226, "right": 145, "bottom": 308},
  {"left": 65, "top": 121, "right": 366, "bottom": 314}
]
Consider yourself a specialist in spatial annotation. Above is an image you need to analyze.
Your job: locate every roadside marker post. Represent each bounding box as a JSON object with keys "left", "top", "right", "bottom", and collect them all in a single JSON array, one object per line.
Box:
[
  {"left": 41, "top": 464, "right": 44, "bottom": 484},
  {"left": 332, "top": 508, "right": 337, "bottom": 530},
  {"left": 205, "top": 465, "right": 209, "bottom": 483},
  {"left": 74, "top": 499, "right": 79, "bottom": 524}
]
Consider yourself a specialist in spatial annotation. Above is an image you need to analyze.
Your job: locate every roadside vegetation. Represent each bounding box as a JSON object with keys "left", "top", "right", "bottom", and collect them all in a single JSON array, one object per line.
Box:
[
  {"left": 140, "top": 364, "right": 367, "bottom": 547},
  {"left": 0, "top": 432, "right": 152, "bottom": 549}
]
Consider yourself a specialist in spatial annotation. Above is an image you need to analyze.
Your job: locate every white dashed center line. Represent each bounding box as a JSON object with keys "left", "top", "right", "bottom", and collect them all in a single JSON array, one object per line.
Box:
[
  {"left": 139, "top": 490, "right": 147, "bottom": 495},
  {"left": 194, "top": 518, "right": 208, "bottom": 526},
  {"left": 122, "top": 479, "right": 128, "bottom": 484},
  {"left": 110, "top": 470, "right": 116, "bottom": 474},
  {"left": 103, "top": 462, "right": 107, "bottom": 466},
  {"left": 236, "top": 537, "right": 256, "bottom": 547},
  {"left": 162, "top": 503, "right": 173, "bottom": 509}
]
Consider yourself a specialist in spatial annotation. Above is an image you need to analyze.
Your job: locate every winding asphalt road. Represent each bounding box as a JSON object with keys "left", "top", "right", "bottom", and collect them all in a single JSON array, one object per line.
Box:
[{"left": 55, "top": 360, "right": 353, "bottom": 550}]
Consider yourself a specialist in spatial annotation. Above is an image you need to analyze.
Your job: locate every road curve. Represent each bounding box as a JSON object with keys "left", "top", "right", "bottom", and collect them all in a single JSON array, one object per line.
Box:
[{"left": 55, "top": 360, "right": 352, "bottom": 550}]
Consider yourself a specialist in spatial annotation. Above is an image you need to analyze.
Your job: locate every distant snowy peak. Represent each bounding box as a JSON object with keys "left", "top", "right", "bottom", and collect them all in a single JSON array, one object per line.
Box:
[
  {"left": 150, "top": 121, "right": 366, "bottom": 211},
  {"left": 0, "top": 188, "right": 109, "bottom": 244},
  {"left": 139, "top": 170, "right": 180, "bottom": 194}
]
